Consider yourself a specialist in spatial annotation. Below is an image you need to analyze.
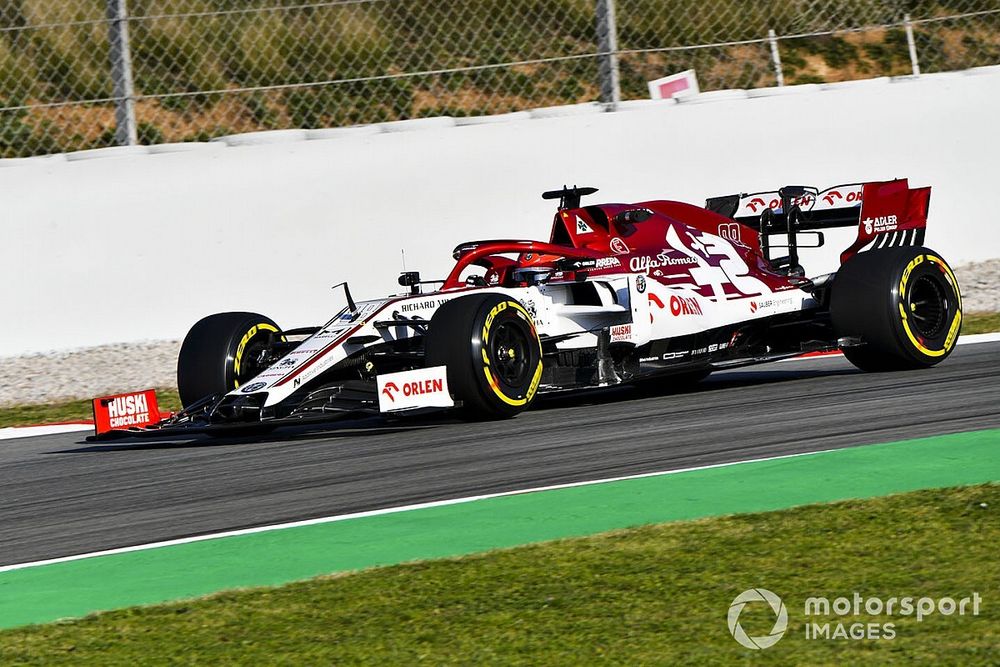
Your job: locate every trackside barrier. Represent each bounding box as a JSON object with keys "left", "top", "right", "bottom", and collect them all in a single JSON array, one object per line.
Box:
[{"left": 2, "top": 71, "right": 998, "bottom": 355}]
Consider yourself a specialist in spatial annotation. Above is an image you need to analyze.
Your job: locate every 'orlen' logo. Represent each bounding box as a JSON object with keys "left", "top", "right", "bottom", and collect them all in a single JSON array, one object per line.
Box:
[
  {"left": 822, "top": 188, "right": 862, "bottom": 206},
  {"left": 384, "top": 378, "right": 442, "bottom": 402},
  {"left": 610, "top": 237, "right": 630, "bottom": 255},
  {"left": 670, "top": 295, "right": 703, "bottom": 316},
  {"left": 377, "top": 366, "right": 455, "bottom": 413},
  {"left": 746, "top": 197, "right": 769, "bottom": 213},
  {"left": 381, "top": 381, "right": 400, "bottom": 402},
  {"left": 750, "top": 300, "right": 758, "bottom": 313},
  {"left": 649, "top": 293, "right": 665, "bottom": 322}
]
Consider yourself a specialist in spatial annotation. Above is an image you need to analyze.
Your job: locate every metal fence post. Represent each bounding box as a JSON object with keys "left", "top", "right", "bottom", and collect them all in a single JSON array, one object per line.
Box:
[
  {"left": 106, "top": 0, "right": 137, "bottom": 145},
  {"left": 768, "top": 29, "right": 784, "bottom": 86},
  {"left": 904, "top": 14, "right": 921, "bottom": 76},
  {"left": 595, "top": 0, "right": 621, "bottom": 109}
]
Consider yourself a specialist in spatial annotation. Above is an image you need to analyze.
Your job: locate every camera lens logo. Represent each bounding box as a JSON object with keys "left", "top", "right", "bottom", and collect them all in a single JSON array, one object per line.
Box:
[{"left": 728, "top": 588, "right": 788, "bottom": 650}]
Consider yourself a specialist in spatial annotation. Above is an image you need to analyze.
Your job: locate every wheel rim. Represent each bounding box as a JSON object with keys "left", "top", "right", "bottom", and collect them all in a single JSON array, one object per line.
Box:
[
  {"left": 235, "top": 338, "right": 271, "bottom": 386},
  {"left": 907, "top": 274, "right": 948, "bottom": 339},
  {"left": 489, "top": 321, "right": 532, "bottom": 387}
]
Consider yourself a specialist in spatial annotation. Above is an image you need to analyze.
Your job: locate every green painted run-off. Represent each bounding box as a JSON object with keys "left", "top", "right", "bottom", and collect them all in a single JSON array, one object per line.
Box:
[{"left": 1, "top": 429, "right": 998, "bottom": 629}]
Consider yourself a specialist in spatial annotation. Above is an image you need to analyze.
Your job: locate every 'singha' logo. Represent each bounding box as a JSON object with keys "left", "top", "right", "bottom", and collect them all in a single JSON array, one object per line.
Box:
[{"left": 728, "top": 588, "right": 788, "bottom": 650}]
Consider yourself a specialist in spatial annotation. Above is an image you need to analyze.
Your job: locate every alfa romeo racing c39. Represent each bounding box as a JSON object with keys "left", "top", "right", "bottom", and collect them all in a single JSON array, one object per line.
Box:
[{"left": 92, "top": 179, "right": 962, "bottom": 438}]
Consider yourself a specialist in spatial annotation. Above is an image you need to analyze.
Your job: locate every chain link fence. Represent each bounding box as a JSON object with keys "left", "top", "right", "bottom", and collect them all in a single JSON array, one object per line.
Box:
[{"left": 1, "top": 0, "right": 998, "bottom": 158}]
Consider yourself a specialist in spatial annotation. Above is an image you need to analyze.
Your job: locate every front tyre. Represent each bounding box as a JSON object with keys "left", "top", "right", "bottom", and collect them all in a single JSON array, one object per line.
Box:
[
  {"left": 177, "top": 312, "right": 283, "bottom": 408},
  {"left": 831, "top": 246, "right": 962, "bottom": 371},
  {"left": 425, "top": 294, "right": 543, "bottom": 419}
]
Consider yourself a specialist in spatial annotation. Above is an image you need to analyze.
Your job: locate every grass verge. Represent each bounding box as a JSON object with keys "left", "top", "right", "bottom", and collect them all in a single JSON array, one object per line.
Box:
[
  {"left": 963, "top": 311, "right": 1000, "bottom": 335},
  {"left": 0, "top": 389, "right": 181, "bottom": 429},
  {"left": 1, "top": 484, "right": 997, "bottom": 664},
  {"left": 0, "top": 313, "right": 996, "bottom": 428}
]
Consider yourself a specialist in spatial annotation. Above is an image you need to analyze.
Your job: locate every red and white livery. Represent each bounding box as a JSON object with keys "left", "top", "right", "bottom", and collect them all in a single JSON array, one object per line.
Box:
[{"left": 93, "top": 180, "right": 962, "bottom": 438}]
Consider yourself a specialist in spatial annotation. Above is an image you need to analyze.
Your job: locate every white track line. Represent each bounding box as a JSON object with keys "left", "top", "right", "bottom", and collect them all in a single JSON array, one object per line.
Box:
[
  {"left": 959, "top": 331, "right": 1000, "bottom": 344},
  {"left": 1, "top": 333, "right": 998, "bottom": 441},
  {"left": 0, "top": 422, "right": 93, "bottom": 441},
  {"left": 0, "top": 447, "right": 840, "bottom": 574}
]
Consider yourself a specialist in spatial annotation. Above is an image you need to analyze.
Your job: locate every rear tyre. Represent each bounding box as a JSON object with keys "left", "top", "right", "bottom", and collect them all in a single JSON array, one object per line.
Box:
[
  {"left": 831, "top": 246, "right": 962, "bottom": 372},
  {"left": 425, "top": 294, "right": 543, "bottom": 419},
  {"left": 177, "top": 312, "right": 283, "bottom": 408}
]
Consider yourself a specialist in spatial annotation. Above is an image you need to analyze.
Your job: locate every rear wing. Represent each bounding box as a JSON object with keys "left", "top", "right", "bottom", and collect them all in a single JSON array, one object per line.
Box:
[{"left": 706, "top": 179, "right": 930, "bottom": 269}]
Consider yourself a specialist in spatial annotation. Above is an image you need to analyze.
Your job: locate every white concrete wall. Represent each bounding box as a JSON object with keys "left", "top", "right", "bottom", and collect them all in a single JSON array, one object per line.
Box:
[{"left": 3, "top": 68, "right": 999, "bottom": 356}]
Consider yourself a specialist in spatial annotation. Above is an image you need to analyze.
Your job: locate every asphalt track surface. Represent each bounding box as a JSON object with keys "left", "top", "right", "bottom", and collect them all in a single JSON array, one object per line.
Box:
[{"left": 2, "top": 342, "right": 998, "bottom": 566}]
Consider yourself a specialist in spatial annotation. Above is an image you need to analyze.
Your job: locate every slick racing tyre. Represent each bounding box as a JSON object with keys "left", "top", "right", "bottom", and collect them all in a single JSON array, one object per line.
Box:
[
  {"left": 831, "top": 246, "right": 962, "bottom": 372},
  {"left": 177, "top": 312, "right": 284, "bottom": 408},
  {"left": 425, "top": 294, "right": 543, "bottom": 419}
]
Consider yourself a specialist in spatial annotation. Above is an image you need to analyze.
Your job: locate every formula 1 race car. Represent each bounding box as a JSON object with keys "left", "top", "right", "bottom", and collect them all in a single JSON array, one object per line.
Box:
[{"left": 91, "top": 179, "right": 962, "bottom": 438}]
